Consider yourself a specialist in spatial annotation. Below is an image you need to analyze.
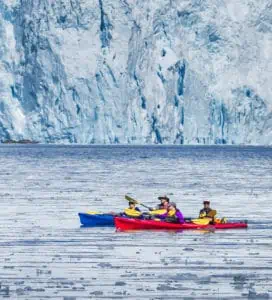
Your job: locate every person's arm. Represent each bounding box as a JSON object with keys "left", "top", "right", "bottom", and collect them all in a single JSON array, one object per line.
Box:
[
  {"left": 156, "top": 212, "right": 167, "bottom": 219},
  {"left": 149, "top": 205, "right": 163, "bottom": 211}
]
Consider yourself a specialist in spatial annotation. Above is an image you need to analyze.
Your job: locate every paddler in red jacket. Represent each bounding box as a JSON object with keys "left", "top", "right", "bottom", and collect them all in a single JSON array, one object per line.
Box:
[{"left": 158, "top": 202, "right": 185, "bottom": 224}]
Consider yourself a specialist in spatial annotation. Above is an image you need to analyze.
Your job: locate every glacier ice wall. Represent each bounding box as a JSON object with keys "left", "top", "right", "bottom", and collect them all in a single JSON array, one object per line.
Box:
[{"left": 0, "top": 0, "right": 271, "bottom": 144}]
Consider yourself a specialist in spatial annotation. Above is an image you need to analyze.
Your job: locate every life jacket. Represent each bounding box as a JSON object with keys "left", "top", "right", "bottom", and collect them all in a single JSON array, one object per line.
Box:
[
  {"left": 124, "top": 208, "right": 142, "bottom": 218},
  {"left": 167, "top": 208, "right": 176, "bottom": 217},
  {"left": 165, "top": 208, "right": 179, "bottom": 223},
  {"left": 199, "top": 208, "right": 217, "bottom": 218},
  {"left": 199, "top": 208, "right": 211, "bottom": 218}
]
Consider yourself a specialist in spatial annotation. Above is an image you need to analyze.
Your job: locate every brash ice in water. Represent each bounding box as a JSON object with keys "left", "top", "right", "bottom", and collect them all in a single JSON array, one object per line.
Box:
[
  {"left": 0, "top": 145, "right": 271, "bottom": 299},
  {"left": 0, "top": 1, "right": 272, "bottom": 145}
]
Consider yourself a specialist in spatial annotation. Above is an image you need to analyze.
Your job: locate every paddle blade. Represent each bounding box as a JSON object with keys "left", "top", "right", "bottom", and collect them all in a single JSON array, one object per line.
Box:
[
  {"left": 207, "top": 210, "right": 217, "bottom": 218},
  {"left": 192, "top": 218, "right": 211, "bottom": 225},
  {"left": 149, "top": 209, "right": 167, "bottom": 215},
  {"left": 125, "top": 195, "right": 139, "bottom": 204},
  {"left": 125, "top": 195, "right": 151, "bottom": 210}
]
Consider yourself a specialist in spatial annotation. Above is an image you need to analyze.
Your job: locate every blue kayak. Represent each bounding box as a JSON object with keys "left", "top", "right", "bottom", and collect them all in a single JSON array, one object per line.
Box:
[{"left": 78, "top": 213, "right": 114, "bottom": 227}]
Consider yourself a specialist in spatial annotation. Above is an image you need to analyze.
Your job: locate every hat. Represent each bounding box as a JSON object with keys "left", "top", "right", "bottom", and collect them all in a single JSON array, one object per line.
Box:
[
  {"left": 169, "top": 202, "right": 176, "bottom": 208},
  {"left": 203, "top": 200, "right": 210, "bottom": 204},
  {"left": 158, "top": 195, "right": 170, "bottom": 202}
]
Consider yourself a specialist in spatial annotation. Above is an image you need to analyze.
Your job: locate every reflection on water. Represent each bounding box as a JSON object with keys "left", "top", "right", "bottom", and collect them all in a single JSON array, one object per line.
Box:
[{"left": 0, "top": 145, "right": 271, "bottom": 299}]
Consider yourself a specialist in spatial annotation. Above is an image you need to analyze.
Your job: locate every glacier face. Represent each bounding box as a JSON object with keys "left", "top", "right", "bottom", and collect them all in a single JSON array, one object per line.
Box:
[{"left": 0, "top": 0, "right": 271, "bottom": 144}]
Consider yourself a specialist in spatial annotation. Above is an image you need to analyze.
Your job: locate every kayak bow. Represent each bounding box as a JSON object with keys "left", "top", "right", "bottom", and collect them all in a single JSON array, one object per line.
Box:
[
  {"left": 114, "top": 217, "right": 248, "bottom": 231},
  {"left": 78, "top": 213, "right": 114, "bottom": 227}
]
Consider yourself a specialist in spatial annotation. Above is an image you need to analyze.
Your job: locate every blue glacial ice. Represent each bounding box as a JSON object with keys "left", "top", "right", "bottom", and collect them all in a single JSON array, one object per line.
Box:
[{"left": 0, "top": 0, "right": 271, "bottom": 144}]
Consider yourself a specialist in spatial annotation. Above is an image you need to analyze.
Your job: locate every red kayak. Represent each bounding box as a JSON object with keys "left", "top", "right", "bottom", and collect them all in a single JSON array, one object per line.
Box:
[{"left": 114, "top": 217, "right": 248, "bottom": 231}]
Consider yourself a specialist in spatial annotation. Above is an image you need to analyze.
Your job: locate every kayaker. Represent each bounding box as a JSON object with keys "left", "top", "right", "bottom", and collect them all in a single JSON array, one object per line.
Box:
[
  {"left": 199, "top": 200, "right": 217, "bottom": 223},
  {"left": 128, "top": 201, "right": 141, "bottom": 212},
  {"left": 198, "top": 200, "right": 228, "bottom": 224},
  {"left": 149, "top": 195, "right": 170, "bottom": 211},
  {"left": 199, "top": 200, "right": 212, "bottom": 217},
  {"left": 121, "top": 201, "right": 142, "bottom": 218},
  {"left": 158, "top": 202, "right": 185, "bottom": 224}
]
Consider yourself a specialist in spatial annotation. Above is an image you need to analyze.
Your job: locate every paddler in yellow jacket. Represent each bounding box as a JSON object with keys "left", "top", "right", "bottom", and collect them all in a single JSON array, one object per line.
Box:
[{"left": 122, "top": 201, "right": 142, "bottom": 218}]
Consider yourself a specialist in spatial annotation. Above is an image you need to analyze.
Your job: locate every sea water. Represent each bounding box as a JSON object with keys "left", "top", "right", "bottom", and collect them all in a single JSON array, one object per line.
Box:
[{"left": 0, "top": 145, "right": 271, "bottom": 299}]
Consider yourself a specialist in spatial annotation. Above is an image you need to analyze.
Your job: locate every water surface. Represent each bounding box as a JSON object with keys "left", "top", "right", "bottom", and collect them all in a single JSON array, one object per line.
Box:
[{"left": 0, "top": 145, "right": 271, "bottom": 299}]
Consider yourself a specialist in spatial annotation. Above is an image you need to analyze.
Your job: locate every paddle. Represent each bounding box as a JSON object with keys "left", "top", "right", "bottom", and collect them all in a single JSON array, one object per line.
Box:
[
  {"left": 191, "top": 218, "right": 211, "bottom": 225},
  {"left": 207, "top": 210, "right": 217, "bottom": 218},
  {"left": 125, "top": 195, "right": 152, "bottom": 210},
  {"left": 191, "top": 210, "right": 217, "bottom": 225}
]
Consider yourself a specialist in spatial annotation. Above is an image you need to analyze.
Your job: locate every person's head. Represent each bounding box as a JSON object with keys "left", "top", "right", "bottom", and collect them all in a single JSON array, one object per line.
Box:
[
  {"left": 203, "top": 200, "right": 210, "bottom": 208},
  {"left": 158, "top": 195, "right": 170, "bottom": 208},
  {"left": 129, "top": 201, "right": 136, "bottom": 209},
  {"left": 168, "top": 202, "right": 177, "bottom": 211}
]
